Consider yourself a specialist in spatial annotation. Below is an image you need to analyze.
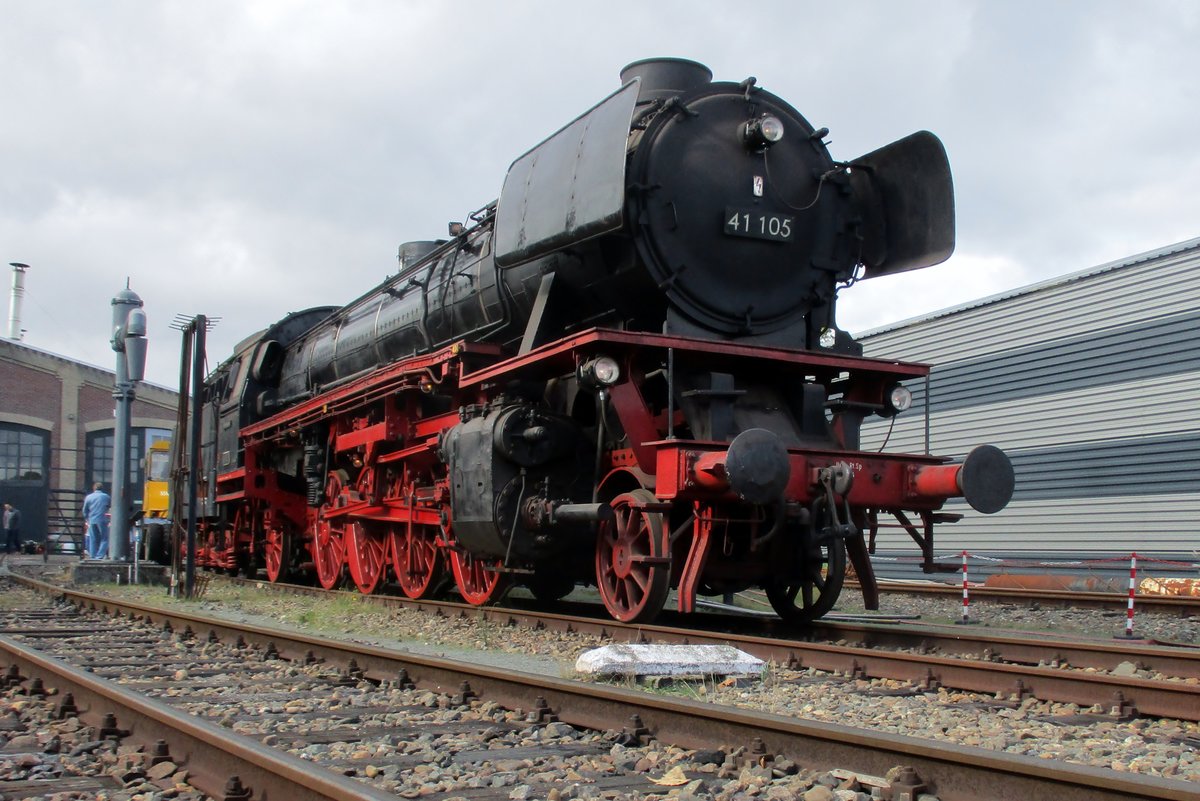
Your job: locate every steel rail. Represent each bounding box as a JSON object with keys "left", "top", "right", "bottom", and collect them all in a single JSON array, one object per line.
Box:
[
  {"left": 10, "top": 576, "right": 1199, "bottom": 801},
  {"left": 21, "top": 571, "right": 1199, "bottom": 720},
  {"left": 212, "top": 573, "right": 1200, "bottom": 715},
  {"left": 855, "top": 579, "right": 1200, "bottom": 617},
  {"left": 0, "top": 634, "right": 405, "bottom": 801},
  {"left": 801, "top": 619, "right": 1200, "bottom": 679},
  {"left": 212, "top": 573, "right": 1200, "bottom": 679}
]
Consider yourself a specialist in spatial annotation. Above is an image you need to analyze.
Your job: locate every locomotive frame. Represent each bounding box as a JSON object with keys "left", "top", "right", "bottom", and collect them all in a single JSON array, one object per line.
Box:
[{"left": 192, "top": 319, "right": 1005, "bottom": 624}]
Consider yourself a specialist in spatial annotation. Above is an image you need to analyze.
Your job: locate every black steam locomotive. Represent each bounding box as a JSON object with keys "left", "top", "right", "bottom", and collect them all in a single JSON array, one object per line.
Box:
[{"left": 186, "top": 58, "right": 1013, "bottom": 624}]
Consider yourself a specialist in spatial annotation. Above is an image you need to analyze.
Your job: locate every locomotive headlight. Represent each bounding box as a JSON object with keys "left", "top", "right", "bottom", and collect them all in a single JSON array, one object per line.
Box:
[
  {"left": 884, "top": 384, "right": 913, "bottom": 415},
  {"left": 740, "top": 114, "right": 785, "bottom": 149},
  {"left": 759, "top": 115, "right": 784, "bottom": 142},
  {"left": 579, "top": 356, "right": 621, "bottom": 388}
]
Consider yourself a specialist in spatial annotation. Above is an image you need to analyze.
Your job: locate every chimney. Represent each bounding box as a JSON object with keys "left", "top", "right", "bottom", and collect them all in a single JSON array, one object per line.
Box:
[
  {"left": 619, "top": 58, "right": 712, "bottom": 103},
  {"left": 8, "top": 263, "right": 29, "bottom": 341}
]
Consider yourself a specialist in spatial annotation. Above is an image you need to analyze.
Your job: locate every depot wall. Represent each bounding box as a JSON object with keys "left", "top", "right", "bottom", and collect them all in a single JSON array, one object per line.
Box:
[
  {"left": 858, "top": 237, "right": 1200, "bottom": 563},
  {"left": 0, "top": 339, "right": 178, "bottom": 542}
]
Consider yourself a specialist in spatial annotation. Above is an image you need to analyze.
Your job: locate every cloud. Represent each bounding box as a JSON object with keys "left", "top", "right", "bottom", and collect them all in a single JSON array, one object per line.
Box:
[
  {"left": 838, "top": 252, "right": 1030, "bottom": 337},
  {"left": 1, "top": 1, "right": 1197, "bottom": 386}
]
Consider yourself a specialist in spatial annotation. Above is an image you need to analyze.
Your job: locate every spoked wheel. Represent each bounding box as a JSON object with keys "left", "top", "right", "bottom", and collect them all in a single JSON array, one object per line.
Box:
[
  {"left": 346, "top": 521, "right": 388, "bottom": 594},
  {"left": 766, "top": 526, "right": 848, "bottom": 625},
  {"left": 264, "top": 526, "right": 291, "bottom": 583},
  {"left": 389, "top": 524, "right": 441, "bottom": 599},
  {"left": 313, "top": 472, "right": 348, "bottom": 590},
  {"left": 313, "top": 518, "right": 347, "bottom": 590},
  {"left": 449, "top": 549, "right": 508, "bottom": 606},
  {"left": 595, "top": 489, "right": 671, "bottom": 624}
]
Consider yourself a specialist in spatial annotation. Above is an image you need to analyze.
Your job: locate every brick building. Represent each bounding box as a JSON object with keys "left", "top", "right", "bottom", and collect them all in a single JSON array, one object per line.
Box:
[{"left": 0, "top": 338, "right": 178, "bottom": 546}]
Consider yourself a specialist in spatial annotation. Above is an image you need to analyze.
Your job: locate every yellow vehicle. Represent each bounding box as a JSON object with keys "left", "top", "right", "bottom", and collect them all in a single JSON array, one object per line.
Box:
[{"left": 141, "top": 439, "right": 172, "bottom": 564}]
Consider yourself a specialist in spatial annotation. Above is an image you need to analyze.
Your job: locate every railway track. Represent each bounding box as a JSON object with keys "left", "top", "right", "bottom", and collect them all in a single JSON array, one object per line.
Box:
[
  {"left": 857, "top": 579, "right": 1200, "bottom": 617},
  {"left": 82, "top": 571, "right": 1200, "bottom": 722},
  {"left": 1, "top": 577, "right": 1196, "bottom": 801}
]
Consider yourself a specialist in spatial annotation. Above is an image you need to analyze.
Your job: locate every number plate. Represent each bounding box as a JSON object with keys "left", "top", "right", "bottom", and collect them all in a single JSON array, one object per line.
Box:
[{"left": 724, "top": 207, "right": 794, "bottom": 242}]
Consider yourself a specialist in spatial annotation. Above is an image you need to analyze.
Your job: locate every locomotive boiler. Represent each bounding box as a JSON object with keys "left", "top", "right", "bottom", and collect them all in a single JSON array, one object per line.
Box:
[{"left": 187, "top": 58, "right": 1014, "bottom": 624}]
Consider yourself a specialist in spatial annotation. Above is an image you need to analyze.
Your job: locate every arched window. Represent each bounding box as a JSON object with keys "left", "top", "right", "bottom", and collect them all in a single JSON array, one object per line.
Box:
[
  {"left": 0, "top": 423, "right": 50, "bottom": 543},
  {"left": 0, "top": 424, "right": 48, "bottom": 482}
]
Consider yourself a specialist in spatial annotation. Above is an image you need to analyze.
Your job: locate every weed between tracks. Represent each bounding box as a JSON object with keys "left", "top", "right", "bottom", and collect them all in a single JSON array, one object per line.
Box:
[{"left": 77, "top": 576, "right": 611, "bottom": 672}]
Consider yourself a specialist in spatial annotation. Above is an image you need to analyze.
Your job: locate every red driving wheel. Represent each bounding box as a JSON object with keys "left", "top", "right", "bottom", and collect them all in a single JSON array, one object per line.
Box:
[
  {"left": 346, "top": 521, "right": 388, "bottom": 594},
  {"left": 264, "top": 526, "right": 290, "bottom": 583},
  {"left": 448, "top": 537, "right": 507, "bottom": 606},
  {"left": 389, "top": 524, "right": 441, "bottom": 599},
  {"left": 313, "top": 472, "right": 347, "bottom": 590}
]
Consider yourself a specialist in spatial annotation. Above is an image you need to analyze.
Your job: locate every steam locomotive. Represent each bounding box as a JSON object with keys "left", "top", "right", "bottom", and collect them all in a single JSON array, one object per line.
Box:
[{"left": 184, "top": 58, "right": 1014, "bottom": 624}]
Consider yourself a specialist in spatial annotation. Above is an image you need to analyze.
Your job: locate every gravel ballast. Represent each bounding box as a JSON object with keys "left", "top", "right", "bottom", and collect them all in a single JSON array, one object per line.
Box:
[{"left": 11, "top": 568, "right": 1200, "bottom": 787}]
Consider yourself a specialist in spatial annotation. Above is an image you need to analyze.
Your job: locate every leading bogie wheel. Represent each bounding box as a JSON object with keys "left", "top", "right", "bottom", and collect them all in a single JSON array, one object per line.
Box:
[
  {"left": 595, "top": 489, "right": 671, "bottom": 624},
  {"left": 766, "top": 531, "right": 847, "bottom": 625}
]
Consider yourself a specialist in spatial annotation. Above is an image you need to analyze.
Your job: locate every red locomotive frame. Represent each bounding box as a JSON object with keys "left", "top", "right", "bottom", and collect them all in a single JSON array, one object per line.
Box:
[{"left": 190, "top": 327, "right": 985, "bottom": 624}]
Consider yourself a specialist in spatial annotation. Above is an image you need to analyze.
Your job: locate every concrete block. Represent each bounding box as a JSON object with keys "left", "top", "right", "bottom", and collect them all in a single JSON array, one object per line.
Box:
[
  {"left": 69, "top": 561, "right": 171, "bottom": 587},
  {"left": 575, "top": 643, "right": 763, "bottom": 677}
]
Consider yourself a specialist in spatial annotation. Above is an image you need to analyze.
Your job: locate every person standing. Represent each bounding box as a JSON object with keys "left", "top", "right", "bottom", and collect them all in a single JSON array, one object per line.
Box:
[
  {"left": 2, "top": 504, "right": 20, "bottom": 554},
  {"left": 82, "top": 483, "right": 111, "bottom": 560}
]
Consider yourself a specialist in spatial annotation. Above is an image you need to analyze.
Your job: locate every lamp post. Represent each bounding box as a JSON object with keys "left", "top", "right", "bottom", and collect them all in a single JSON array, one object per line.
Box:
[{"left": 110, "top": 282, "right": 147, "bottom": 562}]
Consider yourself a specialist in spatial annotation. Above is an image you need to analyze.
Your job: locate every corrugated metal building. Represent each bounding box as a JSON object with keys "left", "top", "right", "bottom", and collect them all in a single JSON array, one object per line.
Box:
[{"left": 857, "top": 237, "right": 1200, "bottom": 567}]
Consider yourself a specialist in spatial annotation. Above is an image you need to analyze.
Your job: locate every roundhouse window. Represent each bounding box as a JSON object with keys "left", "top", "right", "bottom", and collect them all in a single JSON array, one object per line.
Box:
[{"left": 0, "top": 425, "right": 48, "bottom": 481}]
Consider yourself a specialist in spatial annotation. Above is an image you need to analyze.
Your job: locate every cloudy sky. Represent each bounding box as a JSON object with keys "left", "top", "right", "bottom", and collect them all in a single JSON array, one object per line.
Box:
[{"left": 3, "top": 1, "right": 1197, "bottom": 388}]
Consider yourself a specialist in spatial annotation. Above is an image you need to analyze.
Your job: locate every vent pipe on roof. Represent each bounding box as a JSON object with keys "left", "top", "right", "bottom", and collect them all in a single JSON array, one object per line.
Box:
[{"left": 8, "top": 263, "right": 28, "bottom": 341}]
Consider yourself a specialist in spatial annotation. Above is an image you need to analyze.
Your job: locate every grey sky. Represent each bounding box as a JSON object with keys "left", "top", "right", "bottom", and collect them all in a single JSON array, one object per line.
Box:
[{"left": 3, "top": 1, "right": 1197, "bottom": 387}]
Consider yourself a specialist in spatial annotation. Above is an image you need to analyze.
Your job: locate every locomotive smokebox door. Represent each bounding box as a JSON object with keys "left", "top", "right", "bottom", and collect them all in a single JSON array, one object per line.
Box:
[{"left": 494, "top": 80, "right": 641, "bottom": 267}]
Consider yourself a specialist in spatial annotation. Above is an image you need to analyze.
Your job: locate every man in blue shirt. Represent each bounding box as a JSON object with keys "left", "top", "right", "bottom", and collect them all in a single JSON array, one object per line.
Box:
[{"left": 82, "top": 483, "right": 111, "bottom": 560}]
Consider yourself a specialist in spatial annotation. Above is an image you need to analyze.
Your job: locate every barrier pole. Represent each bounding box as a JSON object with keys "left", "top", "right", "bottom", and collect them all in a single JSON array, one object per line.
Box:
[
  {"left": 1122, "top": 552, "right": 1138, "bottom": 638},
  {"left": 955, "top": 550, "right": 974, "bottom": 625}
]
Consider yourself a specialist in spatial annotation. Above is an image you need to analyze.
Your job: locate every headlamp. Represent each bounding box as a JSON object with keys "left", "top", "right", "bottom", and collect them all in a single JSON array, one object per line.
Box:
[
  {"left": 740, "top": 114, "right": 785, "bottom": 149},
  {"left": 884, "top": 384, "right": 913, "bottom": 415},
  {"left": 579, "top": 356, "right": 621, "bottom": 388}
]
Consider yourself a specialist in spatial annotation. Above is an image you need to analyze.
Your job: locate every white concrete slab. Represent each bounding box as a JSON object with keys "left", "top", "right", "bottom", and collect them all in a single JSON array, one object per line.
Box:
[{"left": 574, "top": 643, "right": 763, "bottom": 677}]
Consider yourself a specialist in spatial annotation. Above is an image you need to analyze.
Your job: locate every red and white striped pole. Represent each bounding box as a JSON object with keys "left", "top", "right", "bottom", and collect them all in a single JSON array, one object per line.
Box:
[
  {"left": 956, "top": 549, "right": 972, "bottom": 625},
  {"left": 1123, "top": 552, "right": 1138, "bottom": 638}
]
